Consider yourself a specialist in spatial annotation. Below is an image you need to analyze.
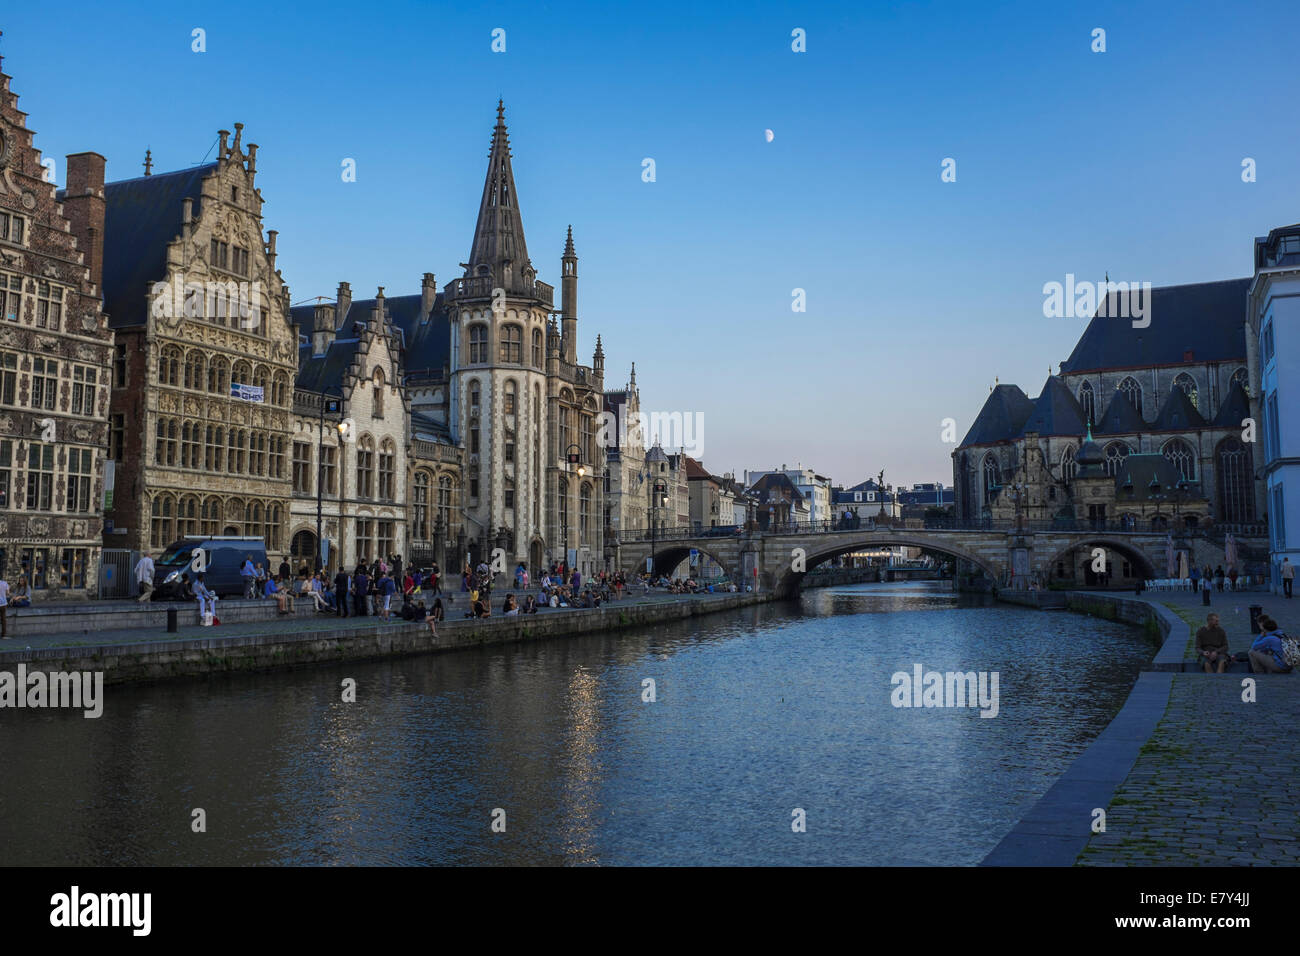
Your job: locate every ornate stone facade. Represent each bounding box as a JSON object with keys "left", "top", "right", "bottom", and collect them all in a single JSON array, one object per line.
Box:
[
  {"left": 98, "top": 126, "right": 297, "bottom": 558},
  {"left": 0, "top": 56, "right": 113, "bottom": 599}
]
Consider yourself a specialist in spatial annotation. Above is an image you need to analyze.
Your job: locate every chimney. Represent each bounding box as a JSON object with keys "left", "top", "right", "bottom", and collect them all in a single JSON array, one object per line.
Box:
[
  {"left": 247, "top": 142, "right": 258, "bottom": 175},
  {"left": 218, "top": 129, "right": 230, "bottom": 162},
  {"left": 421, "top": 272, "right": 437, "bottom": 320},
  {"left": 371, "top": 286, "right": 385, "bottom": 331},
  {"left": 335, "top": 281, "right": 352, "bottom": 328},
  {"left": 181, "top": 197, "right": 193, "bottom": 242},
  {"left": 63, "top": 152, "right": 107, "bottom": 293},
  {"left": 266, "top": 229, "right": 278, "bottom": 273},
  {"left": 312, "top": 304, "right": 335, "bottom": 356},
  {"left": 231, "top": 122, "right": 244, "bottom": 157}
]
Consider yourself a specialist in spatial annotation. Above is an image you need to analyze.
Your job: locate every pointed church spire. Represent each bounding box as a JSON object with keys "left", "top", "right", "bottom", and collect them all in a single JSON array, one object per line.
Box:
[
  {"left": 565, "top": 224, "right": 575, "bottom": 257},
  {"left": 466, "top": 100, "right": 533, "bottom": 296},
  {"left": 629, "top": 362, "right": 636, "bottom": 388}
]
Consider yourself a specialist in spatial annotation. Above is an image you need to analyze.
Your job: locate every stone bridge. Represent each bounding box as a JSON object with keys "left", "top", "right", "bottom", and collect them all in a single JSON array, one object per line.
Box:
[{"left": 617, "top": 525, "right": 1177, "bottom": 597}]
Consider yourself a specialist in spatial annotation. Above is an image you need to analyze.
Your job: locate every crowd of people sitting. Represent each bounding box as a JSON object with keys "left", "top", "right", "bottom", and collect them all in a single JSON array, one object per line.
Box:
[{"left": 1195, "top": 610, "right": 1297, "bottom": 674}]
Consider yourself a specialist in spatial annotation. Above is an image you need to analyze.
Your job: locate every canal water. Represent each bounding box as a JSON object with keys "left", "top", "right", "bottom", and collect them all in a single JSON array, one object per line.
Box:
[{"left": 0, "top": 582, "right": 1153, "bottom": 866}]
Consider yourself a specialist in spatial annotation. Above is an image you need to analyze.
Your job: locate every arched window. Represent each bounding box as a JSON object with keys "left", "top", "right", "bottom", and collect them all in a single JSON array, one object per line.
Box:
[
  {"left": 208, "top": 356, "right": 229, "bottom": 394},
  {"left": 182, "top": 421, "right": 201, "bottom": 468},
  {"left": 1230, "top": 366, "right": 1249, "bottom": 396},
  {"left": 413, "top": 472, "right": 431, "bottom": 540},
  {"left": 981, "top": 454, "right": 1000, "bottom": 505},
  {"left": 469, "top": 380, "right": 481, "bottom": 410},
  {"left": 150, "top": 494, "right": 174, "bottom": 548},
  {"left": 248, "top": 502, "right": 264, "bottom": 542},
  {"left": 372, "top": 368, "right": 385, "bottom": 418},
  {"left": 504, "top": 475, "right": 516, "bottom": 511},
  {"left": 201, "top": 497, "right": 221, "bottom": 536},
  {"left": 1217, "top": 438, "right": 1255, "bottom": 523},
  {"left": 357, "top": 435, "right": 374, "bottom": 498},
  {"left": 559, "top": 406, "right": 571, "bottom": 457},
  {"left": 1104, "top": 441, "right": 1130, "bottom": 477},
  {"left": 232, "top": 360, "right": 252, "bottom": 391},
  {"left": 503, "top": 379, "right": 517, "bottom": 416},
  {"left": 1173, "top": 372, "right": 1198, "bottom": 410},
  {"left": 579, "top": 483, "right": 592, "bottom": 544},
  {"left": 469, "top": 324, "right": 488, "bottom": 363},
  {"left": 1162, "top": 438, "right": 1196, "bottom": 482},
  {"left": 437, "top": 475, "right": 453, "bottom": 533},
  {"left": 159, "top": 347, "right": 181, "bottom": 386},
  {"left": 1118, "top": 376, "right": 1143, "bottom": 418},
  {"left": 1078, "top": 381, "right": 1095, "bottom": 425},
  {"left": 581, "top": 412, "right": 595, "bottom": 464},
  {"left": 499, "top": 324, "right": 522, "bottom": 363},
  {"left": 184, "top": 351, "right": 205, "bottom": 390},
  {"left": 272, "top": 372, "right": 289, "bottom": 406},
  {"left": 253, "top": 365, "right": 270, "bottom": 396},
  {"left": 532, "top": 328, "right": 543, "bottom": 367},
  {"left": 176, "top": 495, "right": 196, "bottom": 538},
  {"left": 251, "top": 431, "right": 266, "bottom": 475},
  {"left": 378, "top": 439, "right": 396, "bottom": 500},
  {"left": 1060, "top": 445, "right": 1077, "bottom": 481},
  {"left": 267, "top": 504, "right": 282, "bottom": 552}
]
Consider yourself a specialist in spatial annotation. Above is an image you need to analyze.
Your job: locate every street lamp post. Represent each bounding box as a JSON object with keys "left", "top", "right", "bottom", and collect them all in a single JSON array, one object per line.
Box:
[
  {"left": 565, "top": 442, "right": 583, "bottom": 575},
  {"left": 315, "top": 386, "right": 345, "bottom": 572}
]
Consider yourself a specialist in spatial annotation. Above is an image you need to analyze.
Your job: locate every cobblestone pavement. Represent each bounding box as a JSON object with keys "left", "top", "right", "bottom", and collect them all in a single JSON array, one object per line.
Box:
[{"left": 1077, "top": 674, "right": 1300, "bottom": 865}]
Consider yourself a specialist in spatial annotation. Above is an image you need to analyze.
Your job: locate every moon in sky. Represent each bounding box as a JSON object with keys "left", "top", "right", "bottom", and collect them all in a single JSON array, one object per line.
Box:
[{"left": 764, "top": 129, "right": 774, "bottom": 142}]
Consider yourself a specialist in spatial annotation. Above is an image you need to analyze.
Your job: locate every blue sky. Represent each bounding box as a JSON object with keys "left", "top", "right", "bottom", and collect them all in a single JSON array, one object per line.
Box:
[{"left": 4, "top": 0, "right": 1297, "bottom": 487}]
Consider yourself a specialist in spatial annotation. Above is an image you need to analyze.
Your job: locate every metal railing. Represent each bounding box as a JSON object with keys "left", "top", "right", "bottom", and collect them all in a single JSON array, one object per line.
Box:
[{"left": 616, "top": 517, "right": 1272, "bottom": 542}]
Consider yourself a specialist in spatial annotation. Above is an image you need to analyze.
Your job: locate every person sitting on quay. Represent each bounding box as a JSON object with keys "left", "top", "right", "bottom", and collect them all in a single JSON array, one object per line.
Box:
[
  {"left": 503, "top": 593, "right": 519, "bottom": 616},
  {"left": 1249, "top": 615, "right": 1294, "bottom": 674},
  {"left": 194, "top": 573, "right": 218, "bottom": 624},
  {"left": 302, "top": 573, "right": 329, "bottom": 612},
  {"left": 265, "top": 574, "right": 292, "bottom": 615},
  {"left": 1196, "top": 612, "right": 1230, "bottom": 673},
  {"left": 470, "top": 597, "right": 490, "bottom": 619},
  {"left": 522, "top": 595, "right": 538, "bottom": 615}
]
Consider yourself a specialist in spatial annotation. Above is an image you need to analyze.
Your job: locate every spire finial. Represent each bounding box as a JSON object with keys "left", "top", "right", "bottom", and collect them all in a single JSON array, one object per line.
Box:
[
  {"left": 1086, "top": 421, "right": 1094, "bottom": 442},
  {"left": 497, "top": 98, "right": 505, "bottom": 124},
  {"left": 143, "top": 149, "right": 153, "bottom": 176},
  {"left": 564, "top": 224, "right": 576, "bottom": 257}
]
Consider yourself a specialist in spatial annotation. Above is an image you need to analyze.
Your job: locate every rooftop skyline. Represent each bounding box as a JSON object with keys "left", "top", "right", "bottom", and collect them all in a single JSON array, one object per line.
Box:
[{"left": 3, "top": 0, "right": 1297, "bottom": 487}]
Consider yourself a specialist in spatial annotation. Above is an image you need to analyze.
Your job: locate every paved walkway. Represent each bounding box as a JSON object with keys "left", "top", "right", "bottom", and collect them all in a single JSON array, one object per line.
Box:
[
  {"left": 1082, "top": 587, "right": 1299, "bottom": 865},
  {"left": 1077, "top": 674, "right": 1300, "bottom": 865},
  {"left": 0, "top": 588, "right": 750, "bottom": 653}
]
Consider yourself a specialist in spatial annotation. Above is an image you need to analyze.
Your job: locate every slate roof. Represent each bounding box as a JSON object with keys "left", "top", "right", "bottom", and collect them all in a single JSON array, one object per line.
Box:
[
  {"left": 411, "top": 411, "right": 454, "bottom": 444},
  {"left": 1016, "top": 376, "right": 1087, "bottom": 438},
  {"left": 1113, "top": 454, "right": 1199, "bottom": 501},
  {"left": 1151, "top": 386, "right": 1207, "bottom": 431},
  {"left": 957, "top": 384, "right": 1036, "bottom": 447},
  {"left": 1060, "top": 278, "right": 1250, "bottom": 374},
  {"left": 91, "top": 164, "right": 216, "bottom": 329},
  {"left": 749, "top": 472, "right": 805, "bottom": 503},
  {"left": 292, "top": 292, "right": 451, "bottom": 394},
  {"left": 1094, "top": 390, "right": 1146, "bottom": 434},
  {"left": 1213, "top": 382, "right": 1252, "bottom": 428}
]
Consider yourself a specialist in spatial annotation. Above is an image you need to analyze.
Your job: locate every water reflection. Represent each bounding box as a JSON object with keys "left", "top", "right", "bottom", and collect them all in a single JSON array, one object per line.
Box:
[{"left": 0, "top": 583, "right": 1151, "bottom": 866}]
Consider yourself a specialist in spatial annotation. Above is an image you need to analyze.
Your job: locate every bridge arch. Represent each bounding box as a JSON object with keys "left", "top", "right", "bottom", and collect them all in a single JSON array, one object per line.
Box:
[
  {"left": 625, "top": 541, "right": 736, "bottom": 580},
  {"left": 776, "top": 534, "right": 1001, "bottom": 596},
  {"left": 1039, "top": 536, "right": 1157, "bottom": 583}
]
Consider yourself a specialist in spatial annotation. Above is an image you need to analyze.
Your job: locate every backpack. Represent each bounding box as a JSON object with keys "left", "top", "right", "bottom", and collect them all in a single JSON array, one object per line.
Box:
[{"left": 1281, "top": 634, "right": 1300, "bottom": 669}]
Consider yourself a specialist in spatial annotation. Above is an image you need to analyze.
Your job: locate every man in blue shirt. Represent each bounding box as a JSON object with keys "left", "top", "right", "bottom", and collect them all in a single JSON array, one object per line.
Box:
[{"left": 1250, "top": 615, "right": 1294, "bottom": 674}]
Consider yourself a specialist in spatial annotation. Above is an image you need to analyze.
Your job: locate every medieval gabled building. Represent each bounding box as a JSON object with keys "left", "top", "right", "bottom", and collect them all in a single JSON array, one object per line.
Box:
[
  {"left": 292, "top": 103, "right": 609, "bottom": 577},
  {"left": 94, "top": 125, "right": 298, "bottom": 556},
  {"left": 0, "top": 54, "right": 113, "bottom": 598},
  {"left": 953, "top": 279, "right": 1265, "bottom": 584}
]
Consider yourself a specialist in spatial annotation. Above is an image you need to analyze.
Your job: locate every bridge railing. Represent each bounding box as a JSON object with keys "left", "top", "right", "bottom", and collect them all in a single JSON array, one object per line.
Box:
[{"left": 613, "top": 517, "right": 1269, "bottom": 543}]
